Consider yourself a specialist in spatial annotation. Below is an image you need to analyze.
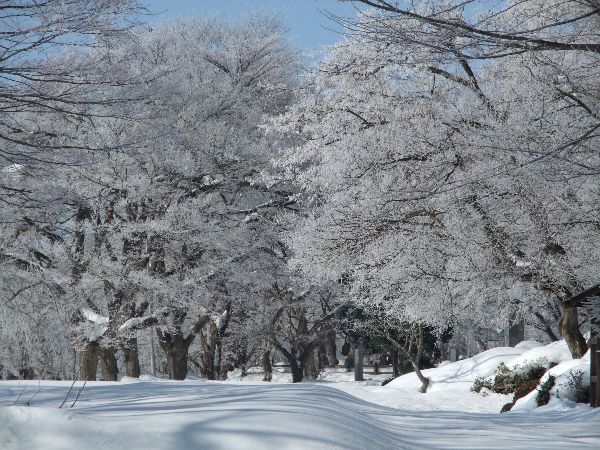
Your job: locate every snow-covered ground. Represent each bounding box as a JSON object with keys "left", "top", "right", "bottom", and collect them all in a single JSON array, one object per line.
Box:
[{"left": 1, "top": 340, "right": 599, "bottom": 449}]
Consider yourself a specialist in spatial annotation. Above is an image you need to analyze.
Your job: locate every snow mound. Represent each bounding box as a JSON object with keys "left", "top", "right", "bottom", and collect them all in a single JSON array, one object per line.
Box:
[
  {"left": 388, "top": 345, "right": 530, "bottom": 389},
  {"left": 507, "top": 339, "right": 571, "bottom": 370},
  {"left": 512, "top": 349, "right": 591, "bottom": 412},
  {"left": 381, "top": 339, "right": 591, "bottom": 414},
  {"left": 1, "top": 380, "right": 599, "bottom": 449}
]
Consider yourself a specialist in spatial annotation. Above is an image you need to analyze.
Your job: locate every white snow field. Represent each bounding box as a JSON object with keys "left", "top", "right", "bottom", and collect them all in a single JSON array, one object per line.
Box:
[{"left": 1, "top": 340, "right": 599, "bottom": 450}]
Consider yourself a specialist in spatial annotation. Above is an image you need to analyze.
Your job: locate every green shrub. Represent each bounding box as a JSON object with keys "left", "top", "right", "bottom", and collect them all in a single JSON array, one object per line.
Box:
[{"left": 536, "top": 375, "right": 556, "bottom": 407}]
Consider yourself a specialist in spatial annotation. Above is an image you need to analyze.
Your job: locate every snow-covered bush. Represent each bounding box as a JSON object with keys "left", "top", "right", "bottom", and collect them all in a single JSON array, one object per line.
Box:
[
  {"left": 556, "top": 370, "right": 590, "bottom": 404},
  {"left": 535, "top": 375, "right": 556, "bottom": 407}
]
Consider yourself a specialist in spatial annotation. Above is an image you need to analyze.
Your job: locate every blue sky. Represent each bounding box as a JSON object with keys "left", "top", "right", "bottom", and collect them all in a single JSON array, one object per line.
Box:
[{"left": 143, "top": 0, "right": 361, "bottom": 49}]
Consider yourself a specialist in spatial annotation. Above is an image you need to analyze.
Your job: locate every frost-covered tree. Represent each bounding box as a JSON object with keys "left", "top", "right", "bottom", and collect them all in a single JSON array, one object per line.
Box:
[
  {"left": 276, "top": 0, "right": 600, "bottom": 359},
  {"left": 0, "top": 0, "right": 144, "bottom": 204},
  {"left": 0, "top": 15, "right": 301, "bottom": 381}
]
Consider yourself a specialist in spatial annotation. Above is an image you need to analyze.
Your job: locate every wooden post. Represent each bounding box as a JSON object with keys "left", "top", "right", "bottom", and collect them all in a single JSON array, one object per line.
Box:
[{"left": 590, "top": 336, "right": 599, "bottom": 408}]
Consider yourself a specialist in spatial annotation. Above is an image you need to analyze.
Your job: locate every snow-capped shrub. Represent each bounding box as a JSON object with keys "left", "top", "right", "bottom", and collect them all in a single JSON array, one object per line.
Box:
[
  {"left": 535, "top": 375, "right": 556, "bottom": 407},
  {"left": 471, "top": 376, "right": 492, "bottom": 393},
  {"left": 491, "top": 360, "right": 548, "bottom": 395}
]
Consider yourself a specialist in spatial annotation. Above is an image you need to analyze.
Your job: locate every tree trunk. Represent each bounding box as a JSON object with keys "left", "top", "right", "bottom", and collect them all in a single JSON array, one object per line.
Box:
[
  {"left": 372, "top": 354, "right": 380, "bottom": 374},
  {"left": 392, "top": 349, "right": 399, "bottom": 378},
  {"left": 79, "top": 341, "right": 99, "bottom": 381},
  {"left": 324, "top": 331, "right": 339, "bottom": 367},
  {"left": 99, "top": 347, "right": 118, "bottom": 381},
  {"left": 164, "top": 344, "right": 189, "bottom": 380},
  {"left": 354, "top": 344, "right": 364, "bottom": 381},
  {"left": 158, "top": 330, "right": 192, "bottom": 380},
  {"left": 213, "top": 342, "right": 222, "bottom": 380},
  {"left": 19, "top": 367, "right": 35, "bottom": 380},
  {"left": 558, "top": 302, "right": 588, "bottom": 358},
  {"left": 303, "top": 348, "right": 318, "bottom": 379},
  {"left": 123, "top": 339, "right": 140, "bottom": 378},
  {"left": 290, "top": 358, "right": 303, "bottom": 383},
  {"left": 261, "top": 348, "right": 272, "bottom": 382},
  {"left": 345, "top": 349, "right": 355, "bottom": 371},
  {"left": 411, "top": 358, "right": 430, "bottom": 393},
  {"left": 411, "top": 324, "right": 430, "bottom": 393}
]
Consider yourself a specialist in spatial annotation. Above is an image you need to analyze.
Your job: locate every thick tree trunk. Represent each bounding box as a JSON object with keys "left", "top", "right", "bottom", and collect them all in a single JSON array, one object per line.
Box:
[
  {"left": 79, "top": 341, "right": 99, "bottom": 381},
  {"left": 558, "top": 302, "right": 588, "bottom": 358},
  {"left": 345, "top": 350, "right": 355, "bottom": 371},
  {"left": 99, "top": 347, "right": 118, "bottom": 381},
  {"left": 19, "top": 367, "right": 35, "bottom": 380},
  {"left": 123, "top": 339, "right": 140, "bottom": 378},
  {"left": 354, "top": 344, "right": 364, "bottom": 381},
  {"left": 166, "top": 347, "right": 189, "bottom": 380},
  {"left": 303, "top": 348, "right": 318, "bottom": 379},
  {"left": 290, "top": 358, "right": 303, "bottom": 383},
  {"left": 158, "top": 330, "right": 192, "bottom": 380},
  {"left": 324, "top": 331, "right": 339, "bottom": 367}
]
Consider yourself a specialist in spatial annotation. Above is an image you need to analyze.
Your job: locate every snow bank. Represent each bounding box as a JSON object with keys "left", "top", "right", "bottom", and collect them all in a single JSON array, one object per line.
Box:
[
  {"left": 1, "top": 380, "right": 599, "bottom": 450},
  {"left": 378, "top": 339, "right": 591, "bottom": 414},
  {"left": 507, "top": 339, "right": 572, "bottom": 370},
  {"left": 512, "top": 349, "right": 591, "bottom": 412}
]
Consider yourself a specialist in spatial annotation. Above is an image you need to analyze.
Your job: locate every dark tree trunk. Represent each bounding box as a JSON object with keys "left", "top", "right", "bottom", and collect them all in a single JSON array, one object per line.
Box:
[
  {"left": 324, "top": 331, "right": 339, "bottom": 367},
  {"left": 158, "top": 329, "right": 192, "bottom": 380},
  {"left": 345, "top": 350, "right": 355, "bottom": 371},
  {"left": 213, "top": 337, "right": 224, "bottom": 380},
  {"left": 557, "top": 302, "right": 588, "bottom": 358},
  {"left": 198, "top": 326, "right": 216, "bottom": 380},
  {"left": 79, "top": 341, "right": 99, "bottom": 381},
  {"left": 19, "top": 367, "right": 35, "bottom": 380},
  {"left": 123, "top": 339, "right": 140, "bottom": 378},
  {"left": 392, "top": 349, "right": 399, "bottom": 378},
  {"left": 354, "top": 344, "right": 364, "bottom": 381},
  {"left": 290, "top": 358, "right": 303, "bottom": 383},
  {"left": 166, "top": 347, "right": 189, "bottom": 380},
  {"left": 99, "top": 347, "right": 118, "bottom": 381}
]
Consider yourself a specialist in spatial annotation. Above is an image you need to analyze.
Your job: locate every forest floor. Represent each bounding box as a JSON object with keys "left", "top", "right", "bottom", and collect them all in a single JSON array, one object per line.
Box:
[{"left": 1, "top": 340, "right": 599, "bottom": 449}]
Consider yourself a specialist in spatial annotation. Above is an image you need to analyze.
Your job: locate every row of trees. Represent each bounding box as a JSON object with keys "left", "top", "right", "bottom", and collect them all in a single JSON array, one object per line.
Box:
[
  {"left": 275, "top": 0, "right": 599, "bottom": 363},
  {"left": 1, "top": 0, "right": 598, "bottom": 387}
]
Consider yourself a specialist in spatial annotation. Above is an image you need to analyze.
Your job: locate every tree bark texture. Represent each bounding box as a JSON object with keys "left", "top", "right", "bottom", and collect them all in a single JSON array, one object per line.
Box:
[
  {"left": 123, "top": 339, "right": 141, "bottom": 378},
  {"left": 158, "top": 329, "right": 193, "bottom": 380},
  {"left": 261, "top": 347, "right": 272, "bottom": 382},
  {"left": 557, "top": 302, "right": 588, "bottom": 358},
  {"left": 79, "top": 341, "right": 99, "bottom": 381},
  {"left": 354, "top": 344, "right": 364, "bottom": 381},
  {"left": 99, "top": 347, "right": 118, "bottom": 381}
]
